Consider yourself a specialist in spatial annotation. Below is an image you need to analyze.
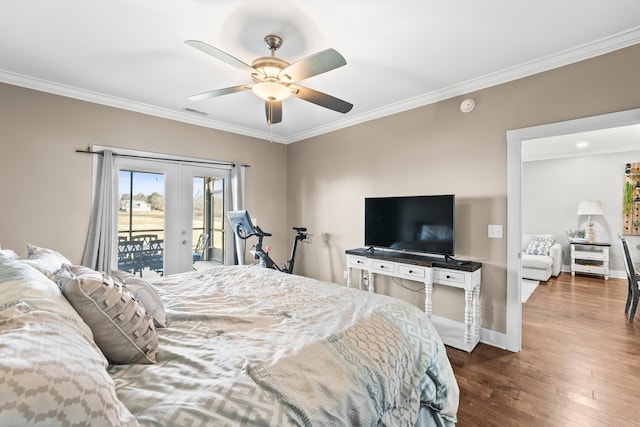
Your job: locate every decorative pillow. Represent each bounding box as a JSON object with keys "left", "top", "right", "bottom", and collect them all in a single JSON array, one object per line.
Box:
[
  {"left": 54, "top": 264, "right": 158, "bottom": 364},
  {"left": 525, "top": 236, "right": 554, "bottom": 256},
  {"left": 20, "top": 243, "right": 72, "bottom": 277},
  {"left": 110, "top": 269, "right": 167, "bottom": 328}
]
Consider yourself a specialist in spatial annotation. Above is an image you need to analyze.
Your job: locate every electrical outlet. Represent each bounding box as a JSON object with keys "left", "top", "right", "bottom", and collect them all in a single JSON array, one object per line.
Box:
[{"left": 343, "top": 270, "right": 348, "bottom": 279}]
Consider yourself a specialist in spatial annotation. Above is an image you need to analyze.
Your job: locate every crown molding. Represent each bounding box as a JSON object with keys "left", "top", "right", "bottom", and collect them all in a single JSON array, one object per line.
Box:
[
  {"left": 285, "top": 27, "right": 640, "bottom": 143},
  {"left": 1, "top": 26, "right": 638, "bottom": 145},
  {"left": 0, "top": 69, "right": 284, "bottom": 143}
]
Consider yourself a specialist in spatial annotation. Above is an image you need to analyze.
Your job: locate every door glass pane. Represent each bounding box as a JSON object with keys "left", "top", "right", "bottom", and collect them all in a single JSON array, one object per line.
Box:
[
  {"left": 118, "top": 170, "right": 165, "bottom": 278},
  {"left": 211, "top": 178, "right": 226, "bottom": 264},
  {"left": 192, "top": 176, "right": 226, "bottom": 268}
]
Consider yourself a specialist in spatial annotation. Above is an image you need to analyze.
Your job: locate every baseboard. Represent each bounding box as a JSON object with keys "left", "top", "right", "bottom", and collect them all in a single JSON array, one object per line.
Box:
[
  {"left": 561, "top": 265, "right": 625, "bottom": 279},
  {"left": 430, "top": 315, "right": 479, "bottom": 352},
  {"left": 480, "top": 327, "right": 508, "bottom": 350}
]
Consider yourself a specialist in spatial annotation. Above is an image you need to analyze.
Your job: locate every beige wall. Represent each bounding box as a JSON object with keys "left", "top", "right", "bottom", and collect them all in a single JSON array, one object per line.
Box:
[
  {"left": 0, "top": 83, "right": 288, "bottom": 265},
  {"left": 286, "top": 44, "right": 640, "bottom": 334},
  {"left": 1, "top": 44, "right": 638, "bottom": 337}
]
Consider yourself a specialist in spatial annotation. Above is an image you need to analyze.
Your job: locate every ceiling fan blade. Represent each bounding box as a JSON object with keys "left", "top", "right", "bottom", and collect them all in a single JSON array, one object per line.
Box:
[
  {"left": 291, "top": 85, "right": 353, "bottom": 114},
  {"left": 188, "top": 85, "right": 251, "bottom": 101},
  {"left": 185, "top": 40, "right": 255, "bottom": 73},
  {"left": 265, "top": 100, "right": 282, "bottom": 124},
  {"left": 279, "top": 49, "right": 346, "bottom": 82}
]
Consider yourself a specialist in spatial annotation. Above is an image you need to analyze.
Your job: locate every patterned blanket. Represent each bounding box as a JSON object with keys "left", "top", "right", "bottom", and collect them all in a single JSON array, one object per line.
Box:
[{"left": 109, "top": 265, "right": 458, "bottom": 426}]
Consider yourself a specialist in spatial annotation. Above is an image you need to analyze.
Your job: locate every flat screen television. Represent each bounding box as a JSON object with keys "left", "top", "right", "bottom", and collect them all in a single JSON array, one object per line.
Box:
[{"left": 364, "top": 194, "right": 455, "bottom": 256}]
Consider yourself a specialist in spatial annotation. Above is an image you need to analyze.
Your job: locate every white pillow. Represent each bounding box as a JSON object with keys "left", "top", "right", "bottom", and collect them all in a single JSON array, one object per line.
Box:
[
  {"left": 0, "top": 255, "right": 136, "bottom": 425},
  {"left": 110, "top": 269, "right": 167, "bottom": 328},
  {"left": 0, "top": 249, "right": 18, "bottom": 259},
  {"left": 0, "top": 305, "right": 138, "bottom": 426},
  {"left": 0, "top": 255, "right": 93, "bottom": 340},
  {"left": 20, "top": 244, "right": 71, "bottom": 277}
]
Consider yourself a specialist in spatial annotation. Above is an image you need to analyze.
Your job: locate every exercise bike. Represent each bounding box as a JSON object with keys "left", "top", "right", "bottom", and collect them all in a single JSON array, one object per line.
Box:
[{"left": 227, "top": 210, "right": 311, "bottom": 274}]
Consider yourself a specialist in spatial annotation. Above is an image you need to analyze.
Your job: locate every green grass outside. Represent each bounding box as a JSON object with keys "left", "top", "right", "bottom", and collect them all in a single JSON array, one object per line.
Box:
[{"left": 118, "top": 210, "right": 224, "bottom": 249}]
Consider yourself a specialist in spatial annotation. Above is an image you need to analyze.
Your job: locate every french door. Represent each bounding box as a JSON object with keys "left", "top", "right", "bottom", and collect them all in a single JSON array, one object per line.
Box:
[{"left": 114, "top": 154, "right": 232, "bottom": 277}]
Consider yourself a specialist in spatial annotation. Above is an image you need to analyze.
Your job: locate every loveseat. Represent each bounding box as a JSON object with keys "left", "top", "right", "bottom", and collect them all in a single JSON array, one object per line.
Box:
[{"left": 522, "top": 234, "right": 562, "bottom": 282}]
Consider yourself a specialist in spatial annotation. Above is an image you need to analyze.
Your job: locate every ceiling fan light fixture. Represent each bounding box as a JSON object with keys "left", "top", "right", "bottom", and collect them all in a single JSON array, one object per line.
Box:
[{"left": 252, "top": 81, "right": 291, "bottom": 101}]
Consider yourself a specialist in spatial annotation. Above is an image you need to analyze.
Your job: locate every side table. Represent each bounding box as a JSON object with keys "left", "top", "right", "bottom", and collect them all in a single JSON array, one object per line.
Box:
[{"left": 570, "top": 241, "right": 610, "bottom": 280}]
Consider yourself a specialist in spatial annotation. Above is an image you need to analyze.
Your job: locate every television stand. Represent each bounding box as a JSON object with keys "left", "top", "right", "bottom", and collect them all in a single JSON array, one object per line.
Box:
[{"left": 345, "top": 248, "right": 482, "bottom": 352}]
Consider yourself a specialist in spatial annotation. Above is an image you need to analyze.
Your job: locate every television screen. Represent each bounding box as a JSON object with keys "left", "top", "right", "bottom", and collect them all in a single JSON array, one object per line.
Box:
[{"left": 364, "top": 195, "right": 455, "bottom": 256}]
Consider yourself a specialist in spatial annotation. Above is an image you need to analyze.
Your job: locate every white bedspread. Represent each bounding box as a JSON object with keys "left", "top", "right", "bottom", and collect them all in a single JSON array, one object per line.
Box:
[{"left": 108, "top": 265, "right": 458, "bottom": 426}]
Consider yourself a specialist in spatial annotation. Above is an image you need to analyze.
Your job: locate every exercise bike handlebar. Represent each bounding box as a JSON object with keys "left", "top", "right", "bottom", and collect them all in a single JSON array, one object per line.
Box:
[{"left": 255, "top": 225, "right": 272, "bottom": 237}]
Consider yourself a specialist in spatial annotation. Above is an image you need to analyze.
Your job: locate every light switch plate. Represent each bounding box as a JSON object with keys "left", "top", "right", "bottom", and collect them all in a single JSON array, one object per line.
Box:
[{"left": 488, "top": 224, "right": 503, "bottom": 239}]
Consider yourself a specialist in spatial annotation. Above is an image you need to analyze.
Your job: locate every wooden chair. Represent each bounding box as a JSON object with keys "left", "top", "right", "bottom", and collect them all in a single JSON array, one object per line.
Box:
[{"left": 618, "top": 236, "right": 639, "bottom": 321}]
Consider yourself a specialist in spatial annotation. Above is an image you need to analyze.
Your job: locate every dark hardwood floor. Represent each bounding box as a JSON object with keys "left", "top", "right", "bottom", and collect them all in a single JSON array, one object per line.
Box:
[{"left": 446, "top": 272, "right": 640, "bottom": 426}]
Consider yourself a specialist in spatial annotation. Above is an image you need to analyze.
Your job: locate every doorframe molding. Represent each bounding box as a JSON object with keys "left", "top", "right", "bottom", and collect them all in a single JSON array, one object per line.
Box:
[{"left": 505, "top": 107, "right": 640, "bottom": 352}]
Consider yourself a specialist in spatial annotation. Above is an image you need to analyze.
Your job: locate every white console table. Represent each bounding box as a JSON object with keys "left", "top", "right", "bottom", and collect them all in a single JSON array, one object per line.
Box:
[
  {"left": 346, "top": 248, "right": 482, "bottom": 352},
  {"left": 570, "top": 241, "right": 610, "bottom": 280}
]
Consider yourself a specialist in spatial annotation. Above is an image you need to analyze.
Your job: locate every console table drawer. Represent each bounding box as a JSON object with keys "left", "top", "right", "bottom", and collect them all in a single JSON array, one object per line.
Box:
[
  {"left": 372, "top": 260, "right": 395, "bottom": 273},
  {"left": 398, "top": 264, "right": 426, "bottom": 279},
  {"left": 348, "top": 256, "right": 371, "bottom": 269},
  {"left": 573, "top": 250, "right": 606, "bottom": 261},
  {"left": 573, "top": 264, "right": 605, "bottom": 275},
  {"left": 434, "top": 269, "right": 466, "bottom": 286}
]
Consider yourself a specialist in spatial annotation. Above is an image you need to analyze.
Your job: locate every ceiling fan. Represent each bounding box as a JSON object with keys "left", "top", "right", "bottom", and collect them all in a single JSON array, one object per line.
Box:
[{"left": 185, "top": 35, "right": 353, "bottom": 125}]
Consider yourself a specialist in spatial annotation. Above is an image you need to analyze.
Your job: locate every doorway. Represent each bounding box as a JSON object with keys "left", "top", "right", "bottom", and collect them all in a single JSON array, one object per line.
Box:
[
  {"left": 105, "top": 148, "right": 234, "bottom": 277},
  {"left": 506, "top": 107, "right": 640, "bottom": 352}
]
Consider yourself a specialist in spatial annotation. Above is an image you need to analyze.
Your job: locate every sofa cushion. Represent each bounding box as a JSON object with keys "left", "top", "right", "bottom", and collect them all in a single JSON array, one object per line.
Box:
[{"left": 522, "top": 253, "right": 553, "bottom": 269}]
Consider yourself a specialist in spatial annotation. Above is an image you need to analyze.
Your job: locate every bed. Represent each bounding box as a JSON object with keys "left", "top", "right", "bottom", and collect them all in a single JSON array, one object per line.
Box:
[{"left": 0, "top": 245, "right": 458, "bottom": 427}]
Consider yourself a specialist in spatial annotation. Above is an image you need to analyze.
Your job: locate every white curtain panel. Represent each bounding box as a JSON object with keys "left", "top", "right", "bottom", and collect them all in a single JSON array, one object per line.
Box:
[
  {"left": 82, "top": 150, "right": 115, "bottom": 273},
  {"left": 230, "top": 163, "right": 246, "bottom": 265}
]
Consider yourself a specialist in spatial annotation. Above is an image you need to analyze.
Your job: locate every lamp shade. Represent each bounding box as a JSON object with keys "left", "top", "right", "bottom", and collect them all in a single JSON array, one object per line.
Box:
[{"left": 576, "top": 200, "right": 603, "bottom": 216}]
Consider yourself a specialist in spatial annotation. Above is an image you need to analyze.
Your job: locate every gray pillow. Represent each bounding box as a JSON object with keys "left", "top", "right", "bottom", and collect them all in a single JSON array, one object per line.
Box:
[
  {"left": 54, "top": 265, "right": 158, "bottom": 364},
  {"left": 525, "top": 236, "right": 554, "bottom": 256},
  {"left": 110, "top": 270, "right": 167, "bottom": 328}
]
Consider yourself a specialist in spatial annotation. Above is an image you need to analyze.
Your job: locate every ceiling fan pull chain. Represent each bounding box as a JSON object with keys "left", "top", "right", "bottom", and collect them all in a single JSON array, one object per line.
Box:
[{"left": 269, "top": 120, "right": 273, "bottom": 143}]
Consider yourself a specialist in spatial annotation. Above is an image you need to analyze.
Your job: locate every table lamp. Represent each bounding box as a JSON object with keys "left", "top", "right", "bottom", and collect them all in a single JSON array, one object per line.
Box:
[{"left": 577, "top": 200, "right": 603, "bottom": 243}]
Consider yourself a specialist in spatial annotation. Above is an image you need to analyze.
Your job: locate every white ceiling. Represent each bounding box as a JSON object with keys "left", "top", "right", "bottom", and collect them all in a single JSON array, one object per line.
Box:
[
  {"left": 1, "top": 1, "right": 639, "bottom": 143},
  {"left": 522, "top": 124, "right": 640, "bottom": 162}
]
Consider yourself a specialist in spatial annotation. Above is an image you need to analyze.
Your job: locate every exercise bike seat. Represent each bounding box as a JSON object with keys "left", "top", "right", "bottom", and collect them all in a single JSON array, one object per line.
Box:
[{"left": 293, "top": 227, "right": 307, "bottom": 232}]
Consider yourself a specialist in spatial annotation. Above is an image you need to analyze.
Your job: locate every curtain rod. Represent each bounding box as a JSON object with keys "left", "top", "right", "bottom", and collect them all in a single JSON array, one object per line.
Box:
[{"left": 75, "top": 149, "right": 250, "bottom": 168}]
